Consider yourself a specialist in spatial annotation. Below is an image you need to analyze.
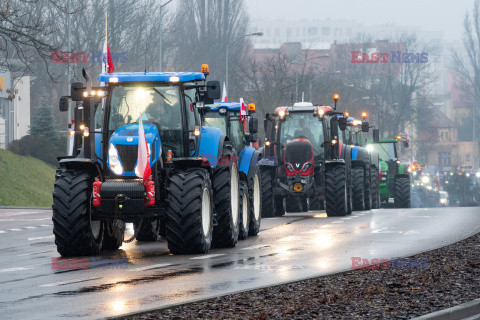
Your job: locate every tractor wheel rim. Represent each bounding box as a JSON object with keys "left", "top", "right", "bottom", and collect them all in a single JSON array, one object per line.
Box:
[
  {"left": 230, "top": 164, "right": 239, "bottom": 227},
  {"left": 242, "top": 193, "right": 249, "bottom": 229},
  {"left": 201, "top": 187, "right": 211, "bottom": 238},
  {"left": 253, "top": 173, "right": 261, "bottom": 220}
]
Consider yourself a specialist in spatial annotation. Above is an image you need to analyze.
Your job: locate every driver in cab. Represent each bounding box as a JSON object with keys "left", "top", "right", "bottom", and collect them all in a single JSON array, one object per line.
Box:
[{"left": 294, "top": 118, "right": 316, "bottom": 146}]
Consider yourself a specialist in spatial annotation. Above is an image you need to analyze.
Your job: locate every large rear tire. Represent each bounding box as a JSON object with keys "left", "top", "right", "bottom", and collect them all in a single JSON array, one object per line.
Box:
[
  {"left": 259, "top": 167, "right": 274, "bottom": 218},
  {"left": 351, "top": 167, "right": 365, "bottom": 211},
  {"left": 52, "top": 169, "right": 103, "bottom": 256},
  {"left": 248, "top": 166, "right": 262, "bottom": 236},
  {"left": 239, "top": 180, "right": 250, "bottom": 240},
  {"left": 309, "top": 196, "right": 325, "bottom": 211},
  {"left": 212, "top": 153, "right": 240, "bottom": 247},
  {"left": 165, "top": 168, "right": 213, "bottom": 254},
  {"left": 325, "top": 165, "right": 348, "bottom": 217},
  {"left": 394, "top": 176, "right": 411, "bottom": 208},
  {"left": 134, "top": 219, "right": 159, "bottom": 242},
  {"left": 103, "top": 219, "right": 125, "bottom": 251}
]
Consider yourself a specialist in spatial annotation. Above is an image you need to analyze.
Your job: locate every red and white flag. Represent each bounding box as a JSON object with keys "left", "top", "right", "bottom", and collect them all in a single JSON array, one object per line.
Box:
[
  {"left": 137, "top": 116, "right": 151, "bottom": 181},
  {"left": 240, "top": 97, "right": 246, "bottom": 116},
  {"left": 102, "top": 39, "right": 115, "bottom": 74},
  {"left": 221, "top": 82, "right": 227, "bottom": 102}
]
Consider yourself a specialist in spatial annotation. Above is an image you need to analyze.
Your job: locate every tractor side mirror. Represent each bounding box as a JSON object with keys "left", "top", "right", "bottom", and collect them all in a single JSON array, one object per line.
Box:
[
  {"left": 338, "top": 117, "right": 347, "bottom": 131},
  {"left": 373, "top": 128, "right": 380, "bottom": 143},
  {"left": 404, "top": 141, "right": 409, "bottom": 148},
  {"left": 362, "top": 122, "right": 369, "bottom": 133},
  {"left": 59, "top": 96, "right": 69, "bottom": 112},
  {"left": 249, "top": 117, "right": 259, "bottom": 134},
  {"left": 206, "top": 80, "right": 221, "bottom": 100},
  {"left": 71, "top": 82, "right": 85, "bottom": 101}
]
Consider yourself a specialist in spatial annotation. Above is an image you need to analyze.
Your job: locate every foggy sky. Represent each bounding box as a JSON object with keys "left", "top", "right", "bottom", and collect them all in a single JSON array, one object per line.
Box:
[{"left": 244, "top": 0, "right": 473, "bottom": 42}]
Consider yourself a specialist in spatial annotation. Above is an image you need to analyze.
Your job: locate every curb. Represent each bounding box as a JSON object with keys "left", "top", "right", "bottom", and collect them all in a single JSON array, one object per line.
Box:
[
  {"left": 0, "top": 206, "right": 50, "bottom": 210},
  {"left": 413, "top": 298, "right": 480, "bottom": 320}
]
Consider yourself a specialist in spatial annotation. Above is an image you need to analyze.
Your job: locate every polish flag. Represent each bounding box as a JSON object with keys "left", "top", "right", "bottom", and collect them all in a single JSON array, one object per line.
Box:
[
  {"left": 221, "top": 82, "right": 227, "bottom": 102},
  {"left": 240, "top": 98, "right": 246, "bottom": 116},
  {"left": 102, "top": 39, "right": 115, "bottom": 74},
  {"left": 137, "top": 116, "right": 151, "bottom": 181}
]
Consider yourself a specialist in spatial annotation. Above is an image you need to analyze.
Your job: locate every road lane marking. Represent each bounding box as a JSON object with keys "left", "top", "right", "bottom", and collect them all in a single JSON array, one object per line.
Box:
[
  {"left": 28, "top": 235, "right": 54, "bottom": 241},
  {"left": 0, "top": 262, "right": 50, "bottom": 273},
  {"left": 361, "top": 211, "right": 371, "bottom": 213},
  {"left": 0, "top": 230, "right": 5, "bottom": 234},
  {"left": 128, "top": 263, "right": 173, "bottom": 272},
  {"left": 404, "top": 230, "right": 419, "bottom": 235},
  {"left": 371, "top": 227, "right": 395, "bottom": 234},
  {"left": 8, "top": 228, "right": 22, "bottom": 232},
  {"left": 331, "top": 220, "right": 344, "bottom": 224},
  {"left": 18, "top": 250, "right": 53, "bottom": 256},
  {"left": 240, "top": 244, "right": 268, "bottom": 250},
  {"left": 190, "top": 254, "right": 225, "bottom": 260},
  {"left": 25, "top": 226, "right": 38, "bottom": 229},
  {"left": 39, "top": 277, "right": 100, "bottom": 287},
  {"left": 341, "top": 217, "right": 351, "bottom": 220},
  {"left": 39, "top": 224, "right": 52, "bottom": 227}
]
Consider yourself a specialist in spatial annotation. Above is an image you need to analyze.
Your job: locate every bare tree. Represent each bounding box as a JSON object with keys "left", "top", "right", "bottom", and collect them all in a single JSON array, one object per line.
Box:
[{"left": 451, "top": 0, "right": 480, "bottom": 143}]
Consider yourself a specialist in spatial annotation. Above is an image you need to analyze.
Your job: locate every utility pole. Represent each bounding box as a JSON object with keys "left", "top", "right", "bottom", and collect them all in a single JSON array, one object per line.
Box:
[{"left": 159, "top": 0, "right": 174, "bottom": 72}]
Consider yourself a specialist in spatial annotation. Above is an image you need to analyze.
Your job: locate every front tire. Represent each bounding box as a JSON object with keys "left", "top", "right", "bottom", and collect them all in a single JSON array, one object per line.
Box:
[
  {"left": 165, "top": 168, "right": 213, "bottom": 254},
  {"left": 364, "top": 167, "right": 372, "bottom": 210},
  {"left": 103, "top": 219, "right": 125, "bottom": 251},
  {"left": 371, "top": 167, "right": 380, "bottom": 209},
  {"left": 285, "top": 196, "right": 302, "bottom": 212},
  {"left": 212, "top": 153, "right": 240, "bottom": 247},
  {"left": 134, "top": 219, "right": 159, "bottom": 242},
  {"left": 351, "top": 167, "right": 365, "bottom": 211},
  {"left": 239, "top": 180, "right": 250, "bottom": 240},
  {"left": 395, "top": 176, "right": 411, "bottom": 208},
  {"left": 248, "top": 166, "right": 262, "bottom": 236},
  {"left": 259, "top": 167, "right": 274, "bottom": 218},
  {"left": 52, "top": 169, "right": 103, "bottom": 256},
  {"left": 325, "top": 165, "right": 348, "bottom": 217}
]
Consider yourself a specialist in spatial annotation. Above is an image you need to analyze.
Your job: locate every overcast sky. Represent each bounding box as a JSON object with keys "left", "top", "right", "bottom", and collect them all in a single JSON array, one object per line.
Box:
[{"left": 244, "top": 0, "right": 473, "bottom": 42}]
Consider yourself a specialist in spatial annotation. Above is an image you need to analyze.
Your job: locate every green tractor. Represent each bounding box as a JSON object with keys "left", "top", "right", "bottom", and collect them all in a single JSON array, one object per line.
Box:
[{"left": 366, "top": 132, "right": 411, "bottom": 208}]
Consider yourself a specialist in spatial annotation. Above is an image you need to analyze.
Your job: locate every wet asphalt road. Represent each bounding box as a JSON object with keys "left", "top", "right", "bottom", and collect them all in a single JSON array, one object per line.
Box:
[{"left": 0, "top": 207, "right": 479, "bottom": 320}]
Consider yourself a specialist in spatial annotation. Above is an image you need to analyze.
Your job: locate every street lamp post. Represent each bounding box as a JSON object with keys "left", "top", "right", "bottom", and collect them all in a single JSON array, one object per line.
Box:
[
  {"left": 159, "top": 0, "right": 174, "bottom": 72},
  {"left": 225, "top": 32, "right": 263, "bottom": 95}
]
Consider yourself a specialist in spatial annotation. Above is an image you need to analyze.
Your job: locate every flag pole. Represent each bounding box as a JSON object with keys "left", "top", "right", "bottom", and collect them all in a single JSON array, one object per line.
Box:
[{"left": 105, "top": 10, "right": 107, "bottom": 44}]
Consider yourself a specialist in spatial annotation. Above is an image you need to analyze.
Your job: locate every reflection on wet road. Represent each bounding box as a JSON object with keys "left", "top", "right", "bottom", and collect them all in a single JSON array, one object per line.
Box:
[{"left": 0, "top": 207, "right": 479, "bottom": 319}]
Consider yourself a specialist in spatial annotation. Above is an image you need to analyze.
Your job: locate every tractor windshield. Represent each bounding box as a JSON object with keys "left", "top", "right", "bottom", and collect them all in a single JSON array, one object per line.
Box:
[
  {"left": 280, "top": 112, "right": 324, "bottom": 157},
  {"left": 109, "top": 85, "right": 181, "bottom": 131},
  {"left": 204, "top": 113, "right": 227, "bottom": 133},
  {"left": 372, "top": 142, "right": 396, "bottom": 161}
]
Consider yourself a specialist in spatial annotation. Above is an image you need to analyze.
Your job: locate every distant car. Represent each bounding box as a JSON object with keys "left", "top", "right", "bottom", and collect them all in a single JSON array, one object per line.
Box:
[
  {"left": 439, "top": 191, "right": 449, "bottom": 207},
  {"left": 442, "top": 167, "right": 454, "bottom": 175}
]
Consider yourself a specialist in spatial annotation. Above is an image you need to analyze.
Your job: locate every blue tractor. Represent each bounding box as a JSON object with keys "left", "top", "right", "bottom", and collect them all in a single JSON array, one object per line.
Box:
[
  {"left": 203, "top": 102, "right": 262, "bottom": 238},
  {"left": 54, "top": 66, "right": 243, "bottom": 256}
]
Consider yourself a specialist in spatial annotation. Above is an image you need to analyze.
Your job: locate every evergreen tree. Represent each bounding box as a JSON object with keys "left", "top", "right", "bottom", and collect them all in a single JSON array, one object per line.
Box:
[{"left": 29, "top": 94, "right": 58, "bottom": 143}]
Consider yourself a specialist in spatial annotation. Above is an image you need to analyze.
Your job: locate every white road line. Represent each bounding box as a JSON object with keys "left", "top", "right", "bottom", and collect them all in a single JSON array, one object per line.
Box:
[
  {"left": 39, "top": 224, "right": 52, "bottom": 227},
  {"left": 25, "top": 226, "right": 38, "bottom": 229},
  {"left": 0, "top": 266, "right": 35, "bottom": 272},
  {"left": 404, "top": 230, "right": 420, "bottom": 235},
  {"left": 39, "top": 277, "right": 100, "bottom": 287},
  {"left": 190, "top": 254, "right": 225, "bottom": 260},
  {"left": 128, "top": 263, "right": 173, "bottom": 272},
  {"left": 331, "top": 220, "right": 344, "bottom": 224},
  {"left": 18, "top": 250, "right": 53, "bottom": 256},
  {"left": 8, "top": 228, "right": 22, "bottom": 232},
  {"left": 240, "top": 244, "right": 268, "bottom": 250},
  {"left": 371, "top": 227, "right": 395, "bottom": 234},
  {"left": 28, "top": 235, "right": 54, "bottom": 241},
  {"left": 302, "top": 229, "right": 325, "bottom": 234},
  {"left": 361, "top": 211, "right": 371, "bottom": 213},
  {"left": 341, "top": 217, "right": 351, "bottom": 220},
  {"left": 0, "top": 230, "right": 5, "bottom": 234}
]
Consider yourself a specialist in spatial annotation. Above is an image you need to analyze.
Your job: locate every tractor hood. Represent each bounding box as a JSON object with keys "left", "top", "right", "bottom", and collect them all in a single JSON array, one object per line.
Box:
[
  {"left": 284, "top": 138, "right": 314, "bottom": 176},
  {"left": 108, "top": 122, "right": 161, "bottom": 177}
]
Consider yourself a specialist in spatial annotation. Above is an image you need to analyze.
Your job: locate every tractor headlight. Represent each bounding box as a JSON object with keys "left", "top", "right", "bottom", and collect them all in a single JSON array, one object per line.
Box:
[
  {"left": 421, "top": 176, "right": 430, "bottom": 184},
  {"left": 286, "top": 163, "right": 294, "bottom": 172},
  {"left": 302, "top": 161, "right": 312, "bottom": 172},
  {"left": 109, "top": 143, "right": 123, "bottom": 175},
  {"left": 476, "top": 172, "right": 480, "bottom": 178}
]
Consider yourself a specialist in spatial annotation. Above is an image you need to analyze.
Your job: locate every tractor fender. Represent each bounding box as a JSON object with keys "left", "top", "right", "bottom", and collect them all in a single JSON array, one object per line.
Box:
[
  {"left": 395, "top": 173, "right": 410, "bottom": 180},
  {"left": 197, "top": 126, "right": 224, "bottom": 169},
  {"left": 171, "top": 157, "right": 210, "bottom": 169},
  {"left": 58, "top": 158, "right": 103, "bottom": 179},
  {"left": 239, "top": 147, "right": 262, "bottom": 180},
  {"left": 352, "top": 146, "right": 370, "bottom": 163}
]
